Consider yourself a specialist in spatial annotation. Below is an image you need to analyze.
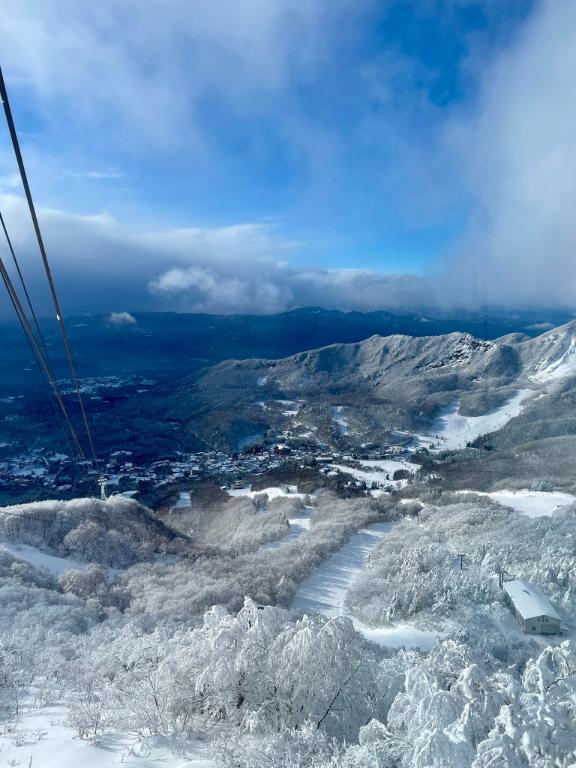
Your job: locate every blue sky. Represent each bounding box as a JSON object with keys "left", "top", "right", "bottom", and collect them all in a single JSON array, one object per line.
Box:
[{"left": 2, "top": 0, "right": 576, "bottom": 315}]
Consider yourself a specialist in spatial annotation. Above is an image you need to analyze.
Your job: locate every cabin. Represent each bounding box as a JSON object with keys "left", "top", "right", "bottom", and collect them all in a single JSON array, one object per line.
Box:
[{"left": 503, "top": 579, "right": 561, "bottom": 635}]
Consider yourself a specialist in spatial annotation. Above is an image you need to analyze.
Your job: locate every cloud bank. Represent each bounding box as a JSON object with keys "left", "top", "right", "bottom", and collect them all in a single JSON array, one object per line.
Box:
[
  {"left": 0, "top": 192, "right": 429, "bottom": 317},
  {"left": 1, "top": 2, "right": 576, "bottom": 317},
  {"left": 444, "top": 1, "right": 576, "bottom": 310}
]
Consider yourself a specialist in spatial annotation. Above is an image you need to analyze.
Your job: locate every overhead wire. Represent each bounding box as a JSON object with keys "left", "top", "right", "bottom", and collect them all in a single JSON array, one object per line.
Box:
[
  {"left": 0, "top": 65, "right": 98, "bottom": 465},
  {"left": 0, "top": 208, "right": 81, "bottom": 467},
  {"left": 0, "top": 210, "right": 59, "bottom": 381},
  {"left": 0, "top": 251, "right": 86, "bottom": 460}
]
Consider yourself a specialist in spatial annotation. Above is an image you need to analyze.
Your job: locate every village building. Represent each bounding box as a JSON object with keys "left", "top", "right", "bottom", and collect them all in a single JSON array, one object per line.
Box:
[{"left": 503, "top": 579, "right": 561, "bottom": 635}]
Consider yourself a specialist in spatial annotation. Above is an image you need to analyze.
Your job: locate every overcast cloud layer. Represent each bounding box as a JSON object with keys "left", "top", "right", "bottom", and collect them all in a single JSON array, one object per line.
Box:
[{"left": 0, "top": 1, "right": 574, "bottom": 317}]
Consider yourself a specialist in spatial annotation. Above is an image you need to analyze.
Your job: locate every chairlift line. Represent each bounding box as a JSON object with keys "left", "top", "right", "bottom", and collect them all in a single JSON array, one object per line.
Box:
[{"left": 0, "top": 65, "right": 98, "bottom": 466}]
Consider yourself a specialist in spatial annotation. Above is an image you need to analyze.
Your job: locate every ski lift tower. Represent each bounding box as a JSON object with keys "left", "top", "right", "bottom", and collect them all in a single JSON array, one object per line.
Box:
[{"left": 98, "top": 475, "right": 108, "bottom": 501}]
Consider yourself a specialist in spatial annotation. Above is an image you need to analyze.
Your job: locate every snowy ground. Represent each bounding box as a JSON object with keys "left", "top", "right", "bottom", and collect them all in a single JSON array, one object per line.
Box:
[
  {"left": 415, "top": 389, "right": 533, "bottom": 451},
  {"left": 331, "top": 405, "right": 349, "bottom": 435},
  {"left": 260, "top": 507, "right": 313, "bottom": 551},
  {"left": 0, "top": 704, "right": 215, "bottom": 768},
  {"left": 1, "top": 543, "right": 93, "bottom": 576},
  {"left": 458, "top": 489, "right": 576, "bottom": 517},
  {"left": 171, "top": 491, "right": 191, "bottom": 509},
  {"left": 292, "top": 521, "right": 439, "bottom": 650},
  {"left": 532, "top": 337, "right": 576, "bottom": 382},
  {"left": 227, "top": 485, "right": 305, "bottom": 500},
  {"left": 329, "top": 460, "right": 417, "bottom": 489}
]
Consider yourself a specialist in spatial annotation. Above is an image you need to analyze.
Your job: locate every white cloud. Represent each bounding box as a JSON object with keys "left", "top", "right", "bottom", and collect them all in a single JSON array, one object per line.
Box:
[
  {"left": 107, "top": 311, "right": 137, "bottom": 326},
  {"left": 443, "top": 0, "right": 576, "bottom": 309},
  {"left": 0, "top": 0, "right": 341, "bottom": 149},
  {"left": 0, "top": 174, "right": 21, "bottom": 190},
  {"left": 68, "top": 170, "right": 125, "bottom": 180},
  {"left": 0, "top": 192, "right": 428, "bottom": 316}
]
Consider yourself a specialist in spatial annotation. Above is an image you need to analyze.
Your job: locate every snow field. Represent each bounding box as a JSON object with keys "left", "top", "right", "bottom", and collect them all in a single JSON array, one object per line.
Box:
[
  {"left": 0, "top": 704, "right": 215, "bottom": 768},
  {"left": 227, "top": 485, "right": 305, "bottom": 500},
  {"left": 458, "top": 489, "right": 576, "bottom": 517},
  {"left": 329, "top": 460, "right": 417, "bottom": 489}
]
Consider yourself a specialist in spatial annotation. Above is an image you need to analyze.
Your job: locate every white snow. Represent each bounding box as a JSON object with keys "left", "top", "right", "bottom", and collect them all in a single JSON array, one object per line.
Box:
[
  {"left": 0, "top": 704, "right": 215, "bottom": 768},
  {"left": 417, "top": 389, "right": 532, "bottom": 451},
  {"left": 489, "top": 489, "right": 575, "bottom": 517},
  {"left": 260, "top": 507, "right": 313, "bottom": 551},
  {"left": 504, "top": 579, "right": 560, "bottom": 621},
  {"left": 257, "top": 376, "right": 268, "bottom": 386},
  {"left": 292, "top": 522, "right": 439, "bottom": 650},
  {"left": 227, "top": 486, "right": 306, "bottom": 500},
  {"left": 331, "top": 405, "right": 349, "bottom": 435},
  {"left": 348, "top": 620, "right": 440, "bottom": 650},
  {"left": 329, "top": 460, "right": 417, "bottom": 488},
  {"left": 458, "top": 489, "right": 575, "bottom": 517},
  {"left": 532, "top": 337, "right": 576, "bottom": 382},
  {"left": 172, "top": 491, "right": 192, "bottom": 509},
  {"left": 292, "top": 523, "right": 394, "bottom": 616},
  {"left": 1, "top": 543, "right": 92, "bottom": 576}
]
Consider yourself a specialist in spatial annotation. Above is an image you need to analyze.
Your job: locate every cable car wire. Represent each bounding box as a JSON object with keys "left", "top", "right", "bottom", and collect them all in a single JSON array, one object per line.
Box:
[
  {"left": 0, "top": 66, "right": 98, "bottom": 465},
  {"left": 0, "top": 251, "right": 86, "bottom": 460},
  {"left": 0, "top": 208, "right": 80, "bottom": 465}
]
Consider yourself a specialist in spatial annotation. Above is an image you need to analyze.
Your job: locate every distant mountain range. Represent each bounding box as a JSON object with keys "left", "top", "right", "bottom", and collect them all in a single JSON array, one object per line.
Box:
[
  {"left": 0, "top": 306, "right": 571, "bottom": 396},
  {"left": 105, "top": 318, "right": 576, "bottom": 456},
  {"left": 1, "top": 305, "right": 575, "bottom": 463}
]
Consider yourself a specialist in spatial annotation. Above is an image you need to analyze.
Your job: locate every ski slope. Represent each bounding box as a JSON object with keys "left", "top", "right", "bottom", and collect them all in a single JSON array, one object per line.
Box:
[
  {"left": 532, "top": 337, "right": 576, "bottom": 382},
  {"left": 260, "top": 507, "right": 312, "bottom": 550},
  {"left": 420, "top": 389, "right": 532, "bottom": 451},
  {"left": 292, "top": 521, "right": 439, "bottom": 650},
  {"left": 1, "top": 543, "right": 93, "bottom": 576},
  {"left": 459, "top": 489, "right": 576, "bottom": 517}
]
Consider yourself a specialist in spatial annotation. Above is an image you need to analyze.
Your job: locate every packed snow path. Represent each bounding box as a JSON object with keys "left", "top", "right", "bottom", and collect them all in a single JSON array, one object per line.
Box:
[
  {"left": 292, "top": 521, "right": 439, "bottom": 650},
  {"left": 292, "top": 522, "right": 394, "bottom": 615}
]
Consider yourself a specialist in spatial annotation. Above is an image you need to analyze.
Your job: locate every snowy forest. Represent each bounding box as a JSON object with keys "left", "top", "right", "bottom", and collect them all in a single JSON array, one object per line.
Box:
[{"left": 0, "top": 483, "right": 575, "bottom": 767}]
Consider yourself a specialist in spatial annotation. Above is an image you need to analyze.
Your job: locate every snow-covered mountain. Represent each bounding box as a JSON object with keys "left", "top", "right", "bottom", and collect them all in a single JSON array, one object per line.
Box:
[{"left": 133, "top": 320, "right": 576, "bottom": 452}]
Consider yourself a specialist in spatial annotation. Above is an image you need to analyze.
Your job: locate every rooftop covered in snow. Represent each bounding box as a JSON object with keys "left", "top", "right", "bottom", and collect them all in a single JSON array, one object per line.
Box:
[{"left": 503, "top": 579, "right": 560, "bottom": 621}]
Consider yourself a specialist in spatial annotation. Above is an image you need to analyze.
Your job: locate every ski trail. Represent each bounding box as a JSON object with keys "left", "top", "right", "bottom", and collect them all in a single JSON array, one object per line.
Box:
[
  {"left": 291, "top": 520, "right": 440, "bottom": 650},
  {"left": 261, "top": 507, "right": 313, "bottom": 551},
  {"left": 292, "top": 522, "right": 394, "bottom": 615}
]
